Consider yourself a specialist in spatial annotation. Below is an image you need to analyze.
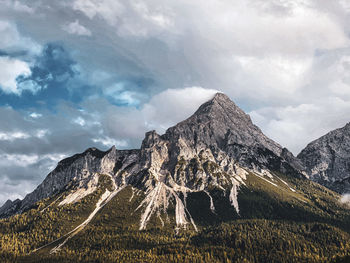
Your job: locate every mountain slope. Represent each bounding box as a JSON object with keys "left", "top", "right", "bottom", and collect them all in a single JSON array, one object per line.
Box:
[
  {"left": 1, "top": 170, "right": 350, "bottom": 263},
  {"left": 298, "top": 123, "right": 350, "bottom": 193},
  {"left": 1, "top": 93, "right": 350, "bottom": 262}
]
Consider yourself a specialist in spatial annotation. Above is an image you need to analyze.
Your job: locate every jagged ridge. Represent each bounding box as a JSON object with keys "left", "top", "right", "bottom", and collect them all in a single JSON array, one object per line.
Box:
[{"left": 0, "top": 93, "right": 308, "bottom": 232}]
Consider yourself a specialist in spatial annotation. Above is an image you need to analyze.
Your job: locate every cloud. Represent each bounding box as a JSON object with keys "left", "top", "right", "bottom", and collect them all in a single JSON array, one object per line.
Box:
[
  {"left": 72, "top": 0, "right": 124, "bottom": 25},
  {"left": 0, "top": 153, "right": 65, "bottom": 204},
  {"left": 14, "top": 43, "right": 80, "bottom": 97},
  {"left": 0, "top": 131, "right": 30, "bottom": 141},
  {"left": 101, "top": 87, "right": 218, "bottom": 144},
  {"left": 0, "top": 177, "right": 37, "bottom": 205},
  {"left": 71, "top": 0, "right": 174, "bottom": 37},
  {"left": 92, "top": 137, "right": 127, "bottom": 147},
  {"left": 249, "top": 48, "right": 350, "bottom": 154},
  {"left": 0, "top": 0, "right": 35, "bottom": 14},
  {"left": 0, "top": 42, "right": 84, "bottom": 96},
  {"left": 27, "top": 43, "right": 77, "bottom": 85},
  {"left": 29, "top": 112, "right": 42, "bottom": 119},
  {"left": 2, "top": 0, "right": 350, "bottom": 205},
  {"left": 62, "top": 20, "right": 92, "bottom": 36},
  {"left": 250, "top": 96, "right": 350, "bottom": 155},
  {"left": 142, "top": 87, "right": 218, "bottom": 131},
  {"left": 0, "top": 56, "right": 31, "bottom": 94},
  {"left": 0, "top": 20, "right": 40, "bottom": 56},
  {"left": 0, "top": 20, "right": 43, "bottom": 95},
  {"left": 62, "top": 0, "right": 350, "bottom": 109}
]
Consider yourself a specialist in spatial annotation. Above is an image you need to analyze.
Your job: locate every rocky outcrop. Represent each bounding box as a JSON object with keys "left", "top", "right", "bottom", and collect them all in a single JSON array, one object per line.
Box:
[
  {"left": 162, "top": 93, "right": 304, "bottom": 174},
  {"left": 298, "top": 123, "right": 350, "bottom": 193},
  {"left": 0, "top": 147, "right": 126, "bottom": 217},
  {"left": 0, "top": 199, "right": 21, "bottom": 216}
]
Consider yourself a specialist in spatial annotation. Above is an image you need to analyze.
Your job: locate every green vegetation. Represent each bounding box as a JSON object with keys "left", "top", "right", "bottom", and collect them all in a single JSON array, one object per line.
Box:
[{"left": 0, "top": 172, "right": 350, "bottom": 263}]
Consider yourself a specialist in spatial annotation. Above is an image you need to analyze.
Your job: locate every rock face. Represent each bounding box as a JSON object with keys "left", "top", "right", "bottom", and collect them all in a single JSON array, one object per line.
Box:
[
  {"left": 162, "top": 93, "right": 304, "bottom": 174},
  {"left": 0, "top": 93, "right": 305, "bottom": 229},
  {"left": 298, "top": 123, "right": 350, "bottom": 193},
  {"left": 0, "top": 147, "right": 122, "bottom": 217},
  {"left": 0, "top": 199, "right": 21, "bottom": 216}
]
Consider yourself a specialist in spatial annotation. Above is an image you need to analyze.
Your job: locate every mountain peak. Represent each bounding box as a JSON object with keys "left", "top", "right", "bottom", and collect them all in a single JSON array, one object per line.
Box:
[
  {"left": 298, "top": 121, "right": 350, "bottom": 193},
  {"left": 192, "top": 92, "right": 251, "bottom": 124},
  {"left": 162, "top": 93, "right": 299, "bottom": 168},
  {"left": 212, "top": 92, "right": 231, "bottom": 102}
]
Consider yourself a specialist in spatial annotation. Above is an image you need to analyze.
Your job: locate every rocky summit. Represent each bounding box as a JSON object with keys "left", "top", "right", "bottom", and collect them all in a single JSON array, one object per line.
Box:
[
  {"left": 298, "top": 122, "right": 350, "bottom": 194},
  {"left": 1, "top": 93, "right": 350, "bottom": 263}
]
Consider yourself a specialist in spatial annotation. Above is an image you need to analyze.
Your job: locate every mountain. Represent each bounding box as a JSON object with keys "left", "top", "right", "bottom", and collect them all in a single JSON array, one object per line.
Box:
[
  {"left": 1, "top": 93, "right": 350, "bottom": 263},
  {"left": 0, "top": 93, "right": 305, "bottom": 220},
  {"left": 298, "top": 123, "right": 350, "bottom": 194}
]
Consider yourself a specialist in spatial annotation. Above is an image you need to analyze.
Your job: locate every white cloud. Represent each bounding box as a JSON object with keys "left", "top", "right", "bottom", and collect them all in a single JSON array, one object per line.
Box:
[
  {"left": 67, "top": 0, "right": 350, "bottom": 105},
  {"left": 0, "top": 129, "right": 48, "bottom": 141},
  {"left": 142, "top": 87, "right": 218, "bottom": 131},
  {"left": 0, "top": 153, "right": 65, "bottom": 167},
  {"left": 62, "top": 20, "right": 92, "bottom": 36},
  {"left": 0, "top": 131, "right": 30, "bottom": 141},
  {"left": 234, "top": 55, "right": 312, "bottom": 99},
  {"left": 35, "top": 129, "right": 49, "bottom": 138},
  {"left": 0, "top": 20, "right": 40, "bottom": 55},
  {"left": 72, "top": 0, "right": 174, "bottom": 37},
  {"left": 72, "top": 0, "right": 124, "bottom": 25},
  {"left": 102, "top": 87, "right": 218, "bottom": 143},
  {"left": 250, "top": 96, "right": 350, "bottom": 154},
  {"left": 29, "top": 112, "right": 42, "bottom": 119},
  {"left": 73, "top": 117, "right": 86, "bottom": 126},
  {"left": 0, "top": 153, "right": 67, "bottom": 205},
  {"left": 0, "top": 0, "right": 35, "bottom": 14},
  {"left": 0, "top": 177, "right": 37, "bottom": 205},
  {"left": 0, "top": 57, "right": 31, "bottom": 94},
  {"left": 103, "top": 84, "right": 141, "bottom": 106},
  {"left": 92, "top": 137, "right": 127, "bottom": 147}
]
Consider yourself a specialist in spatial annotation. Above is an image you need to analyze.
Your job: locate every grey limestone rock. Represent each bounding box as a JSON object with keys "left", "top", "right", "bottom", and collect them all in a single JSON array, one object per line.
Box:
[{"left": 298, "top": 123, "right": 350, "bottom": 193}]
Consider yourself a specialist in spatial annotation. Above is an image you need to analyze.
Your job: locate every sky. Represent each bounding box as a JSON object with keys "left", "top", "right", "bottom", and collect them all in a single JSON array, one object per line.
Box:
[{"left": 1, "top": 0, "right": 350, "bottom": 205}]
